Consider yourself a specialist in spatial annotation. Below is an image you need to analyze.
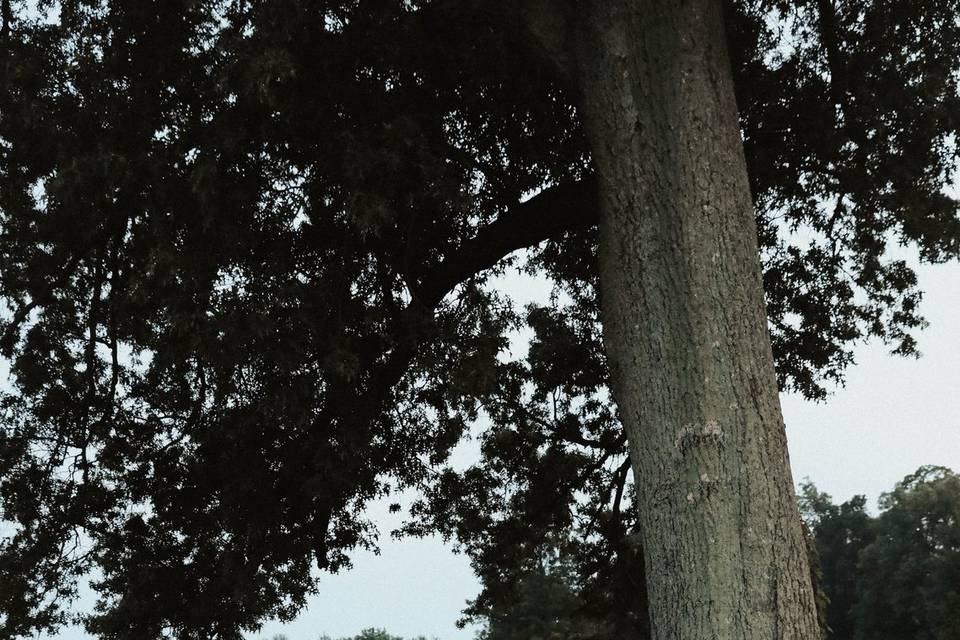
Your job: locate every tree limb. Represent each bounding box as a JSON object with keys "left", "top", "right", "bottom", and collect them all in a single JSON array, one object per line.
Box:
[
  {"left": 341, "top": 177, "right": 598, "bottom": 433},
  {"left": 415, "top": 177, "right": 598, "bottom": 308}
]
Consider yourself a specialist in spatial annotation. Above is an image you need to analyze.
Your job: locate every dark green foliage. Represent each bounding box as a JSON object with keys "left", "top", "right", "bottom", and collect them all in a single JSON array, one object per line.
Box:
[
  {"left": 317, "top": 629, "right": 430, "bottom": 640},
  {"left": 1, "top": 0, "right": 959, "bottom": 638},
  {"left": 478, "top": 556, "right": 612, "bottom": 640},
  {"left": 729, "top": 0, "right": 960, "bottom": 397},
  {"left": 801, "top": 468, "right": 960, "bottom": 640},
  {"left": 1, "top": 1, "right": 571, "bottom": 636},
  {"left": 853, "top": 467, "right": 960, "bottom": 640},
  {"left": 800, "top": 483, "right": 875, "bottom": 639},
  {"left": 401, "top": 295, "right": 647, "bottom": 637}
]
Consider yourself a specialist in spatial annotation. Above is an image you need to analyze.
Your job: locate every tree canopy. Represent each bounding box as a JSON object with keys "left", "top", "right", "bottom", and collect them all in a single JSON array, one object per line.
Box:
[{"left": 1, "top": 0, "right": 959, "bottom": 638}]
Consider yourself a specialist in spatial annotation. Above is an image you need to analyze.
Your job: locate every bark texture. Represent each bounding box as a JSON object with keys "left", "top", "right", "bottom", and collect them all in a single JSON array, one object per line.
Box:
[{"left": 569, "top": 1, "right": 822, "bottom": 638}]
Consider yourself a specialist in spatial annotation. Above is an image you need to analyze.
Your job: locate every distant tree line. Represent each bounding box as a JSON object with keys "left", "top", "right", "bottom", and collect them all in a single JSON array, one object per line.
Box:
[{"left": 801, "top": 466, "right": 960, "bottom": 640}]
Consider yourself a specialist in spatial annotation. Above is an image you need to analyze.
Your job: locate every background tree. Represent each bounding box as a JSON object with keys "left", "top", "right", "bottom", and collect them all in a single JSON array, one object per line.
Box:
[
  {"left": 799, "top": 483, "right": 875, "bottom": 639},
  {"left": 317, "top": 629, "right": 430, "bottom": 640},
  {"left": 799, "top": 469, "right": 960, "bottom": 640},
  {"left": 1, "top": 0, "right": 959, "bottom": 638},
  {"left": 478, "top": 555, "right": 612, "bottom": 640},
  {"left": 853, "top": 466, "right": 960, "bottom": 640}
]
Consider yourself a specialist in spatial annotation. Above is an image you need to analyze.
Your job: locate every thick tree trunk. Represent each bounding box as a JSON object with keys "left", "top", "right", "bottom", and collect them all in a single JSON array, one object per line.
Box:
[{"left": 569, "top": 1, "right": 822, "bottom": 638}]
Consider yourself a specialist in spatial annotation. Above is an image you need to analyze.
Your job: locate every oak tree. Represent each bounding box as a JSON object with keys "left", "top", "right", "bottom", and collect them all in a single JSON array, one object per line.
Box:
[{"left": 1, "top": 1, "right": 958, "bottom": 639}]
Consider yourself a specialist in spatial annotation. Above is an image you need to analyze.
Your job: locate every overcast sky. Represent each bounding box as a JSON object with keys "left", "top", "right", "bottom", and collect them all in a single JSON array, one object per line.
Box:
[{"left": 39, "top": 252, "right": 958, "bottom": 640}]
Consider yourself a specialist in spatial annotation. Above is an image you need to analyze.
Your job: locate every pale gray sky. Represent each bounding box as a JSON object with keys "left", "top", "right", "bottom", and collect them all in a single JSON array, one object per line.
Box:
[{"left": 37, "top": 255, "right": 960, "bottom": 640}]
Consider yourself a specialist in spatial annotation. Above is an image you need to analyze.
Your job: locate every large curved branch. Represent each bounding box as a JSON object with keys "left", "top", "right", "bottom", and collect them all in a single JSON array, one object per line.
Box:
[
  {"left": 415, "top": 177, "right": 598, "bottom": 308},
  {"left": 351, "top": 177, "right": 599, "bottom": 429}
]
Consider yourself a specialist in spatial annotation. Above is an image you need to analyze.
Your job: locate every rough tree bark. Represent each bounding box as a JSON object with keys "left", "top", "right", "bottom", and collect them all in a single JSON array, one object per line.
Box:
[{"left": 565, "top": 1, "right": 822, "bottom": 638}]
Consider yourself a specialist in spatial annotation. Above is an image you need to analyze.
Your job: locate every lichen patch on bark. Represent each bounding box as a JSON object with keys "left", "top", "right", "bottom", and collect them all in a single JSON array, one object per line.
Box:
[{"left": 674, "top": 420, "right": 726, "bottom": 453}]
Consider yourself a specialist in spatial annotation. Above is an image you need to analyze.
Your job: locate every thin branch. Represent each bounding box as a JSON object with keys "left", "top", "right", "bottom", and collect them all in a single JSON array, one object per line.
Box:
[
  {"left": 1, "top": 0, "right": 10, "bottom": 43},
  {"left": 816, "top": 0, "right": 848, "bottom": 122},
  {"left": 611, "top": 457, "right": 631, "bottom": 522},
  {"left": 79, "top": 256, "right": 105, "bottom": 483},
  {"left": 582, "top": 455, "right": 631, "bottom": 538},
  {"left": 579, "top": 434, "right": 627, "bottom": 482}
]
